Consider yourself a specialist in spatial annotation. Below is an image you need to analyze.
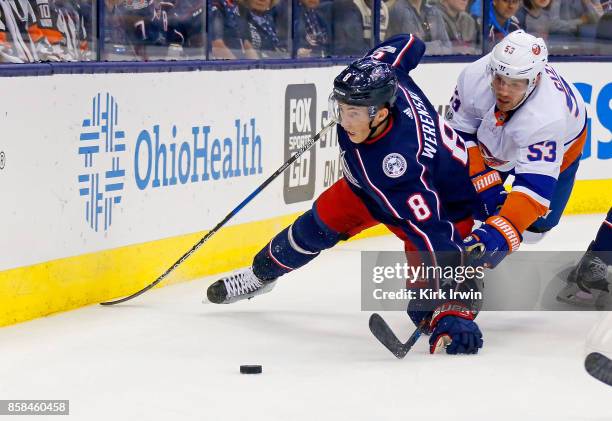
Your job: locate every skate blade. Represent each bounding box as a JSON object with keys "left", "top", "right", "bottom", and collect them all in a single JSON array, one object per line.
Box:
[
  {"left": 202, "top": 281, "right": 277, "bottom": 305},
  {"left": 556, "top": 283, "right": 611, "bottom": 309}
]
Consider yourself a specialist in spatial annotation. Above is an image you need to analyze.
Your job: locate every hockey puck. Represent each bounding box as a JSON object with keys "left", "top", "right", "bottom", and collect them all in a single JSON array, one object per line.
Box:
[{"left": 240, "top": 365, "right": 262, "bottom": 374}]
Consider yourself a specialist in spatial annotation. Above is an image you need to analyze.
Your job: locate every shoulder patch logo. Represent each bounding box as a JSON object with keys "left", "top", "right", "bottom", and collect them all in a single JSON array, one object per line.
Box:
[{"left": 382, "top": 153, "right": 407, "bottom": 178}]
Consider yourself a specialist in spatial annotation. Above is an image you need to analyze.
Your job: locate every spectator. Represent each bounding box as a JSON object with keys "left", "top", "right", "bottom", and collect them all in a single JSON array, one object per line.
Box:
[
  {"left": 468, "top": 0, "right": 483, "bottom": 34},
  {"left": 332, "top": 0, "right": 388, "bottom": 56},
  {"left": 0, "top": 2, "right": 35, "bottom": 63},
  {"left": 515, "top": 0, "right": 553, "bottom": 39},
  {"left": 276, "top": 0, "right": 330, "bottom": 58},
  {"left": 469, "top": 0, "right": 482, "bottom": 18},
  {"left": 487, "top": 0, "right": 521, "bottom": 48},
  {"left": 0, "top": 0, "right": 67, "bottom": 62},
  {"left": 110, "top": 0, "right": 178, "bottom": 60},
  {"left": 167, "top": 0, "right": 206, "bottom": 55},
  {"left": 210, "top": 0, "right": 257, "bottom": 59},
  {"left": 76, "top": 0, "right": 94, "bottom": 52},
  {"left": 434, "top": 0, "right": 480, "bottom": 54},
  {"left": 103, "top": 0, "right": 135, "bottom": 59},
  {"left": 241, "top": 0, "right": 285, "bottom": 58},
  {"left": 549, "top": 0, "right": 603, "bottom": 36},
  {"left": 596, "top": 6, "right": 612, "bottom": 52},
  {"left": 597, "top": 6, "right": 612, "bottom": 36},
  {"left": 54, "top": 0, "right": 92, "bottom": 60},
  {"left": 387, "top": 0, "right": 452, "bottom": 55},
  {"left": 468, "top": 0, "right": 482, "bottom": 18}
]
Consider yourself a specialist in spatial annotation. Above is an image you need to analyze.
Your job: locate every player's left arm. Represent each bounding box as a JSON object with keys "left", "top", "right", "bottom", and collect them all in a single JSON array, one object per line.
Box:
[
  {"left": 465, "top": 125, "right": 562, "bottom": 267},
  {"left": 498, "top": 142, "right": 560, "bottom": 234},
  {"left": 499, "top": 120, "right": 564, "bottom": 234}
]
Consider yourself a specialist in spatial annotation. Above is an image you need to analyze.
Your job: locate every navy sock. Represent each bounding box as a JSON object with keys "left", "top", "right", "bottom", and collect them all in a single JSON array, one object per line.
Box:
[{"left": 252, "top": 209, "right": 343, "bottom": 281}]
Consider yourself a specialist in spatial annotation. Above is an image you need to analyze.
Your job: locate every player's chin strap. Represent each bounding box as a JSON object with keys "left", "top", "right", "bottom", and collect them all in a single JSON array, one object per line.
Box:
[{"left": 365, "top": 111, "right": 391, "bottom": 141}]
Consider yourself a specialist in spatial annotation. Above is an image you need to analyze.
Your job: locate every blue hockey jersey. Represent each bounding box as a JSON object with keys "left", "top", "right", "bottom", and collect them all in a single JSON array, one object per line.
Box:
[{"left": 337, "top": 34, "right": 478, "bottom": 254}]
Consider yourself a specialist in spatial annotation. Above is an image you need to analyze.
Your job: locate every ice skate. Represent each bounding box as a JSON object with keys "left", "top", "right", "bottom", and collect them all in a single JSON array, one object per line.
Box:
[
  {"left": 205, "top": 267, "right": 276, "bottom": 304},
  {"left": 557, "top": 243, "right": 611, "bottom": 309}
]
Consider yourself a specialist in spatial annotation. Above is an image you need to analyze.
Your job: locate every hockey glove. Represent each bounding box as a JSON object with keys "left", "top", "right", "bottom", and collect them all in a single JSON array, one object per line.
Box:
[
  {"left": 429, "top": 302, "right": 482, "bottom": 355},
  {"left": 471, "top": 169, "right": 506, "bottom": 221},
  {"left": 464, "top": 215, "right": 522, "bottom": 268}
]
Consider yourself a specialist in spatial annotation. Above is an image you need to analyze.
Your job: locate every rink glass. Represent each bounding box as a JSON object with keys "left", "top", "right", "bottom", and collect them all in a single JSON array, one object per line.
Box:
[{"left": 0, "top": 0, "right": 609, "bottom": 63}]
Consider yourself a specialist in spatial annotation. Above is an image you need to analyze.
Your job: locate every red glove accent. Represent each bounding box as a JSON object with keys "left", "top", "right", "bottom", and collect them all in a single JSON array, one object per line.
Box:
[{"left": 430, "top": 301, "right": 476, "bottom": 328}]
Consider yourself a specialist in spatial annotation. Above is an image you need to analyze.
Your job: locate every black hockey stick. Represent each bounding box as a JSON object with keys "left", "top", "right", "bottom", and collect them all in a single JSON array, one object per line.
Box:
[
  {"left": 369, "top": 250, "right": 485, "bottom": 358},
  {"left": 100, "top": 119, "right": 337, "bottom": 306},
  {"left": 369, "top": 313, "right": 428, "bottom": 359},
  {"left": 585, "top": 352, "right": 612, "bottom": 386}
]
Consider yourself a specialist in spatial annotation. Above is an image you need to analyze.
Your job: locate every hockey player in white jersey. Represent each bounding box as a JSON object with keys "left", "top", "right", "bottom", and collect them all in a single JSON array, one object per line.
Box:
[{"left": 447, "top": 30, "right": 588, "bottom": 268}]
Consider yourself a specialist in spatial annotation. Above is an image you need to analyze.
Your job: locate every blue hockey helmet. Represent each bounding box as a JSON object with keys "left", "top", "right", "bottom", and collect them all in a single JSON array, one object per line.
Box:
[{"left": 332, "top": 58, "right": 398, "bottom": 109}]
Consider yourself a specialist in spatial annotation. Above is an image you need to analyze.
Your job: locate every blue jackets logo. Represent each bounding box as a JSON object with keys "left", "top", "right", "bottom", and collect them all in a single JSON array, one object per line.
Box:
[
  {"left": 382, "top": 153, "right": 407, "bottom": 178},
  {"left": 77, "top": 93, "right": 126, "bottom": 232}
]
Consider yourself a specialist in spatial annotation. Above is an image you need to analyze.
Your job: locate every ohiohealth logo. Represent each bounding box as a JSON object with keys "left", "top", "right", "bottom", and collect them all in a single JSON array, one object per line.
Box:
[{"left": 77, "top": 93, "right": 126, "bottom": 232}]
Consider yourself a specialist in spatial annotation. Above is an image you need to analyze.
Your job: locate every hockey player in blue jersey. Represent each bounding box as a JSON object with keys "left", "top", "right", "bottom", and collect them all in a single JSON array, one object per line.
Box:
[{"left": 207, "top": 34, "right": 483, "bottom": 355}]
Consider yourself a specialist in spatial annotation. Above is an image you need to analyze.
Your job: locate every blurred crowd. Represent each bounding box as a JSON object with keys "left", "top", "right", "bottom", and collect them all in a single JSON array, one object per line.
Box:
[
  {"left": 1, "top": 0, "right": 611, "bottom": 62},
  {"left": 0, "top": 0, "right": 92, "bottom": 62}
]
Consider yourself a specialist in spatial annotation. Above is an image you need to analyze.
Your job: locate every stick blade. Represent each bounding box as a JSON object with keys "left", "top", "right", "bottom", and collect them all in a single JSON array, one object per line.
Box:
[
  {"left": 585, "top": 352, "right": 612, "bottom": 386},
  {"left": 369, "top": 313, "right": 409, "bottom": 359}
]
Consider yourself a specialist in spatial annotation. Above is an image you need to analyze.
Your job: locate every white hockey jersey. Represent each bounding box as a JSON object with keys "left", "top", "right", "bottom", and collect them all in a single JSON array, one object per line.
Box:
[{"left": 446, "top": 54, "right": 587, "bottom": 232}]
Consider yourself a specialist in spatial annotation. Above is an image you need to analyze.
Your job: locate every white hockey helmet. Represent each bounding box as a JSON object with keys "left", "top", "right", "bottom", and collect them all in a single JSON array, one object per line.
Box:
[{"left": 489, "top": 30, "right": 548, "bottom": 109}]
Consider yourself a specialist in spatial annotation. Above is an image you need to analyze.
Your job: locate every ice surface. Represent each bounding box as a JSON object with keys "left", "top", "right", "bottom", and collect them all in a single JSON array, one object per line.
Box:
[{"left": 0, "top": 214, "right": 610, "bottom": 421}]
